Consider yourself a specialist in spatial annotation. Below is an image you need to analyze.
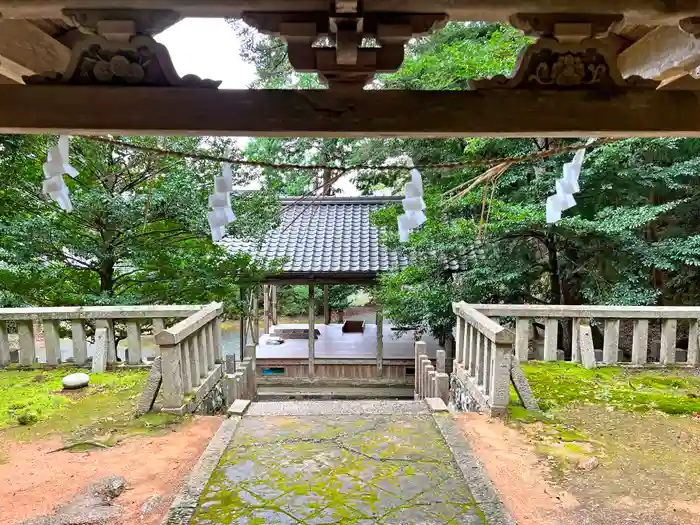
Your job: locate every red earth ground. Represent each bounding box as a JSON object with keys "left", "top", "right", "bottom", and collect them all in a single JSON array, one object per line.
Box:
[{"left": 0, "top": 416, "right": 221, "bottom": 525}]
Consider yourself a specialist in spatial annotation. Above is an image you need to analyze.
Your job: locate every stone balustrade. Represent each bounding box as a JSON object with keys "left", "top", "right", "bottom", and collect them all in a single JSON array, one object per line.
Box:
[
  {"left": 467, "top": 304, "right": 700, "bottom": 366},
  {"left": 154, "top": 302, "right": 225, "bottom": 410},
  {"left": 414, "top": 342, "right": 450, "bottom": 404},
  {"left": 222, "top": 343, "right": 257, "bottom": 408},
  {"left": 0, "top": 304, "right": 204, "bottom": 367},
  {"left": 452, "top": 302, "right": 515, "bottom": 416}
]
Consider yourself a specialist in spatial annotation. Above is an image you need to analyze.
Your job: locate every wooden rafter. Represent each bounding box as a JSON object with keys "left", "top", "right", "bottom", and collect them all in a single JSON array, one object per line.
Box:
[
  {"left": 618, "top": 25, "right": 700, "bottom": 81},
  {"left": 0, "top": 20, "right": 70, "bottom": 83}
]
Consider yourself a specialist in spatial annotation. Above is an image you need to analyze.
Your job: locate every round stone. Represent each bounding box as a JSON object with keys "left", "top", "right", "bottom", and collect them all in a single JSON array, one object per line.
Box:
[{"left": 62, "top": 372, "right": 90, "bottom": 390}]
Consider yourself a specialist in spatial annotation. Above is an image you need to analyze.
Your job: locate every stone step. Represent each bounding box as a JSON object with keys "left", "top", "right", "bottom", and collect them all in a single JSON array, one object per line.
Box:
[{"left": 256, "top": 385, "right": 415, "bottom": 401}]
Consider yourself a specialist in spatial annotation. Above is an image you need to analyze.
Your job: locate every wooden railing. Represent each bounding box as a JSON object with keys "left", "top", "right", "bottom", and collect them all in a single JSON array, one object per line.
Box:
[
  {"left": 0, "top": 304, "right": 203, "bottom": 367},
  {"left": 452, "top": 302, "right": 514, "bottom": 416},
  {"left": 414, "top": 341, "right": 449, "bottom": 404},
  {"left": 155, "top": 302, "right": 225, "bottom": 410},
  {"left": 469, "top": 304, "right": 700, "bottom": 366}
]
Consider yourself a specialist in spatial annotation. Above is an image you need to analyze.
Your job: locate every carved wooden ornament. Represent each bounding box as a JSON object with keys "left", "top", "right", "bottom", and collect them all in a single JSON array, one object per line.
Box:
[
  {"left": 24, "top": 35, "right": 221, "bottom": 88},
  {"left": 470, "top": 37, "right": 658, "bottom": 90}
]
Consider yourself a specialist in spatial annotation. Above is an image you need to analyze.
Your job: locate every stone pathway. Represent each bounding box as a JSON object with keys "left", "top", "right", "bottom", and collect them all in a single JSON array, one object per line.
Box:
[{"left": 189, "top": 401, "right": 512, "bottom": 525}]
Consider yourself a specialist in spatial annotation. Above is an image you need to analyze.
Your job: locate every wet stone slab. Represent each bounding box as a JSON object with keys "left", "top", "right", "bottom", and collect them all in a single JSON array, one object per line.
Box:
[{"left": 192, "top": 413, "right": 487, "bottom": 524}]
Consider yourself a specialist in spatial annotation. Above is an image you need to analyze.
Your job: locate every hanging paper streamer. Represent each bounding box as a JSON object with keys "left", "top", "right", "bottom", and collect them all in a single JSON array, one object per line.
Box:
[
  {"left": 545, "top": 144, "right": 588, "bottom": 224},
  {"left": 397, "top": 160, "right": 427, "bottom": 242},
  {"left": 43, "top": 135, "right": 78, "bottom": 212},
  {"left": 208, "top": 147, "right": 236, "bottom": 241}
]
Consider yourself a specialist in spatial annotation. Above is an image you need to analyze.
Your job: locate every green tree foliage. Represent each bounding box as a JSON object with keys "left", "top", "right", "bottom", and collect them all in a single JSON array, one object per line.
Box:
[
  {"left": 0, "top": 135, "right": 278, "bottom": 311},
  {"left": 233, "top": 19, "right": 700, "bottom": 339},
  {"left": 277, "top": 285, "right": 359, "bottom": 318}
]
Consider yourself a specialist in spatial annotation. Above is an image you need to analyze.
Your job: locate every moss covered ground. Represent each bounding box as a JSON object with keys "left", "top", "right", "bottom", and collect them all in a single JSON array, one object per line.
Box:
[
  {"left": 508, "top": 362, "right": 700, "bottom": 521},
  {"left": 0, "top": 368, "right": 184, "bottom": 448}
]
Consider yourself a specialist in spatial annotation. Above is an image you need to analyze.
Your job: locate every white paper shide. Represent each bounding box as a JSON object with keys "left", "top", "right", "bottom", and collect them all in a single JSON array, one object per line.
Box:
[
  {"left": 208, "top": 148, "right": 236, "bottom": 241},
  {"left": 398, "top": 161, "right": 427, "bottom": 242},
  {"left": 43, "top": 135, "right": 78, "bottom": 212},
  {"left": 546, "top": 146, "right": 587, "bottom": 224}
]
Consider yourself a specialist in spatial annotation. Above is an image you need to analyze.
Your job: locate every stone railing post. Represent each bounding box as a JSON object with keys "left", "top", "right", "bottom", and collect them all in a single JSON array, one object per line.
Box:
[
  {"left": 414, "top": 341, "right": 426, "bottom": 399},
  {"left": 160, "top": 343, "right": 184, "bottom": 408},
  {"left": 436, "top": 372, "right": 449, "bottom": 404},
  {"left": 489, "top": 329, "right": 514, "bottom": 417}
]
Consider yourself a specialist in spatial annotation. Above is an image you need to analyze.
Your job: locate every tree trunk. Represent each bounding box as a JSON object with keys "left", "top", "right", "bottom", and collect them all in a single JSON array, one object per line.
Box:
[{"left": 99, "top": 257, "right": 115, "bottom": 294}]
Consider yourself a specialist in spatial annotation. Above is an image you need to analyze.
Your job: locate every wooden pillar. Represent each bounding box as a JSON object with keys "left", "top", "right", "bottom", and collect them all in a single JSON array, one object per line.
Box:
[
  {"left": 271, "top": 286, "right": 278, "bottom": 325},
  {"left": 308, "top": 284, "right": 315, "bottom": 378},
  {"left": 263, "top": 284, "right": 271, "bottom": 334},
  {"left": 252, "top": 284, "right": 260, "bottom": 345},
  {"left": 323, "top": 285, "right": 331, "bottom": 325},
  {"left": 376, "top": 309, "right": 383, "bottom": 377},
  {"left": 239, "top": 287, "right": 246, "bottom": 360}
]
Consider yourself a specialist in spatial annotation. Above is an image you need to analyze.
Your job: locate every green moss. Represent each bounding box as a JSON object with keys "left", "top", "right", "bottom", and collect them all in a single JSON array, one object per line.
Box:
[
  {"left": 0, "top": 368, "right": 185, "bottom": 444},
  {"left": 515, "top": 362, "right": 700, "bottom": 416}
]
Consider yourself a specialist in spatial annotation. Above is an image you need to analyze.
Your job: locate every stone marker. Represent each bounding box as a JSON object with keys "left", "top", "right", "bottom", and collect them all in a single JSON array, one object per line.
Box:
[
  {"left": 510, "top": 361, "right": 539, "bottom": 410},
  {"left": 136, "top": 356, "right": 162, "bottom": 416},
  {"left": 92, "top": 327, "right": 108, "bottom": 373},
  {"left": 62, "top": 372, "right": 90, "bottom": 390},
  {"left": 579, "top": 324, "right": 597, "bottom": 369}
]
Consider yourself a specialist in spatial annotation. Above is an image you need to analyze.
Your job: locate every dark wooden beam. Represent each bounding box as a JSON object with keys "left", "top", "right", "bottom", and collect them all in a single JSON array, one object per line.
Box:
[
  {"left": 2, "top": 1, "right": 697, "bottom": 24},
  {"left": 4, "top": 85, "right": 700, "bottom": 137}
]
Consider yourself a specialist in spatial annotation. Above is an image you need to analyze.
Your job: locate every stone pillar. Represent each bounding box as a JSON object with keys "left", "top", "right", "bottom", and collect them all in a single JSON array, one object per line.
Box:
[
  {"left": 571, "top": 318, "right": 582, "bottom": 363},
  {"left": 17, "top": 320, "right": 35, "bottom": 366},
  {"left": 96, "top": 319, "right": 116, "bottom": 363},
  {"left": 308, "top": 284, "right": 315, "bottom": 378},
  {"left": 323, "top": 285, "right": 331, "bottom": 325},
  {"left": 455, "top": 316, "right": 465, "bottom": 368},
  {"left": 205, "top": 322, "right": 215, "bottom": 368},
  {"left": 43, "top": 320, "right": 61, "bottom": 365},
  {"left": 515, "top": 318, "right": 529, "bottom": 362},
  {"left": 126, "top": 320, "right": 142, "bottom": 365},
  {"left": 160, "top": 343, "right": 184, "bottom": 409},
  {"left": 0, "top": 321, "right": 10, "bottom": 366},
  {"left": 689, "top": 319, "right": 700, "bottom": 366},
  {"left": 436, "top": 373, "right": 449, "bottom": 404},
  {"left": 376, "top": 309, "right": 383, "bottom": 377},
  {"left": 490, "top": 329, "right": 514, "bottom": 417},
  {"left": 603, "top": 319, "right": 620, "bottom": 364},
  {"left": 543, "top": 319, "right": 558, "bottom": 361},
  {"left": 436, "top": 349, "right": 446, "bottom": 373},
  {"left": 631, "top": 319, "right": 649, "bottom": 365},
  {"left": 71, "top": 321, "right": 87, "bottom": 365},
  {"left": 660, "top": 319, "right": 677, "bottom": 365},
  {"left": 197, "top": 329, "right": 208, "bottom": 378},
  {"left": 152, "top": 318, "right": 164, "bottom": 357},
  {"left": 414, "top": 341, "right": 426, "bottom": 398}
]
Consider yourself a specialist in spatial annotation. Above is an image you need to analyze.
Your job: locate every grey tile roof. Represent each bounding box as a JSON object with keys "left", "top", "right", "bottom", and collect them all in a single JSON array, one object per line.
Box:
[{"left": 221, "top": 196, "right": 409, "bottom": 275}]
